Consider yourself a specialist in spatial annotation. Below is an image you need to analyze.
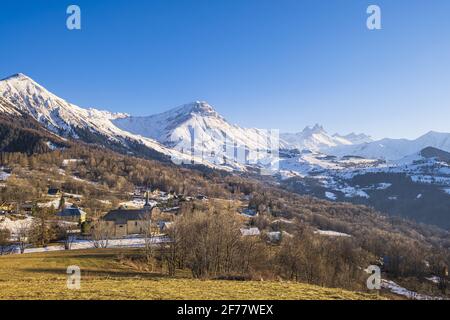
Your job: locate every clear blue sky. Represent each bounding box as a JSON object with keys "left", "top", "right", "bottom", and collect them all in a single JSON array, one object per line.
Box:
[{"left": 1, "top": 0, "right": 450, "bottom": 139}]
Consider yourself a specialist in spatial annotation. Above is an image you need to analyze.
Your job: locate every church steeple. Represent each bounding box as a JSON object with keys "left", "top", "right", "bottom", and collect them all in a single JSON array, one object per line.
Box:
[{"left": 143, "top": 190, "right": 152, "bottom": 211}]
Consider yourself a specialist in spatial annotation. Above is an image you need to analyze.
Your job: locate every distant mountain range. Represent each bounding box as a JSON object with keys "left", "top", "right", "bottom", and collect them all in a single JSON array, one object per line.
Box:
[
  {"left": 1, "top": 73, "right": 450, "bottom": 228},
  {"left": 2, "top": 73, "right": 450, "bottom": 165}
]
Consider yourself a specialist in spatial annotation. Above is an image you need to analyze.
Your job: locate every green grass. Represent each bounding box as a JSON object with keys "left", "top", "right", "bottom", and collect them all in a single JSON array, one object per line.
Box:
[{"left": 0, "top": 249, "right": 383, "bottom": 300}]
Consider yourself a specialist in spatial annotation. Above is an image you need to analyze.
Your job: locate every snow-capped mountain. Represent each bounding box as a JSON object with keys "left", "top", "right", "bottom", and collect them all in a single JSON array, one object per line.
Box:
[
  {"left": 327, "top": 131, "right": 450, "bottom": 161},
  {"left": 0, "top": 74, "right": 219, "bottom": 168},
  {"left": 279, "top": 125, "right": 373, "bottom": 152},
  {"left": 114, "top": 101, "right": 277, "bottom": 149},
  {"left": 0, "top": 73, "right": 129, "bottom": 136},
  {"left": 113, "top": 101, "right": 280, "bottom": 169}
]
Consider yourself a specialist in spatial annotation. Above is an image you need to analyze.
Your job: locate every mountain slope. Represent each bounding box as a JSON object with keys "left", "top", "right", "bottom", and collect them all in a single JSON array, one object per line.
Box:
[
  {"left": 0, "top": 74, "right": 216, "bottom": 166},
  {"left": 0, "top": 112, "right": 69, "bottom": 154},
  {"left": 113, "top": 101, "right": 280, "bottom": 169},
  {"left": 328, "top": 131, "right": 450, "bottom": 160}
]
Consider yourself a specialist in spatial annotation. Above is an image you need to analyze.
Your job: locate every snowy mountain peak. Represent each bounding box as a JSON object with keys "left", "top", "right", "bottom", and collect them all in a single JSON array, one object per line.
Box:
[
  {"left": 303, "top": 124, "right": 326, "bottom": 135},
  {"left": 170, "top": 101, "right": 222, "bottom": 119},
  {"left": 1, "top": 73, "right": 30, "bottom": 81},
  {"left": 281, "top": 125, "right": 355, "bottom": 152}
]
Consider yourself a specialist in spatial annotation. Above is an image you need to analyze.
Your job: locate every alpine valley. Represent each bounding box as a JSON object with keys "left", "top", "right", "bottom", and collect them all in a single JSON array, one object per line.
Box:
[{"left": 1, "top": 73, "right": 450, "bottom": 229}]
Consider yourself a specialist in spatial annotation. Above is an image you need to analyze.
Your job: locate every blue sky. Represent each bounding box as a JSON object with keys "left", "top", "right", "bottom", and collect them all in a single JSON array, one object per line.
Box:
[{"left": 1, "top": 0, "right": 449, "bottom": 139}]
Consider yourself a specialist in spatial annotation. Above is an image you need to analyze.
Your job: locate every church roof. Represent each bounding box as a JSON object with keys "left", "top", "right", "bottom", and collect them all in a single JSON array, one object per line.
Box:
[{"left": 102, "top": 208, "right": 152, "bottom": 224}]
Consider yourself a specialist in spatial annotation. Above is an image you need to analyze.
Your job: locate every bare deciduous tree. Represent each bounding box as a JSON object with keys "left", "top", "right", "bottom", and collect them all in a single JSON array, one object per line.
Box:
[
  {"left": 91, "top": 220, "right": 111, "bottom": 249},
  {"left": 0, "top": 228, "right": 12, "bottom": 255},
  {"left": 16, "top": 222, "right": 32, "bottom": 254}
]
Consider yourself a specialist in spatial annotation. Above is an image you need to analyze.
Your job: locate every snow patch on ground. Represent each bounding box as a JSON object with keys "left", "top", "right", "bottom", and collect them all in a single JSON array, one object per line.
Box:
[
  {"left": 0, "top": 171, "right": 10, "bottom": 181},
  {"left": 325, "top": 191, "right": 337, "bottom": 201},
  {"left": 314, "top": 230, "right": 351, "bottom": 237},
  {"left": 381, "top": 280, "right": 442, "bottom": 300},
  {"left": 10, "top": 235, "right": 170, "bottom": 255},
  {"left": 339, "top": 186, "right": 370, "bottom": 199},
  {"left": 0, "top": 216, "right": 34, "bottom": 238},
  {"left": 119, "top": 199, "right": 157, "bottom": 209}
]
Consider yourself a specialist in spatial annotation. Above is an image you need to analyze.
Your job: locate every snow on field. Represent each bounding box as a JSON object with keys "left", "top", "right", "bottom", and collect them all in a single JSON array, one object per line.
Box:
[
  {"left": 10, "top": 235, "right": 170, "bottom": 255},
  {"left": 425, "top": 276, "right": 440, "bottom": 284},
  {"left": 374, "top": 183, "right": 392, "bottom": 190},
  {"left": 63, "top": 192, "right": 83, "bottom": 199},
  {"left": 62, "top": 159, "right": 83, "bottom": 166},
  {"left": 339, "top": 186, "right": 370, "bottom": 199},
  {"left": 381, "top": 280, "right": 442, "bottom": 300},
  {"left": 314, "top": 230, "right": 351, "bottom": 237},
  {"left": 0, "top": 171, "right": 10, "bottom": 181},
  {"left": 411, "top": 175, "right": 450, "bottom": 185},
  {"left": 120, "top": 199, "right": 157, "bottom": 208},
  {"left": 0, "top": 216, "right": 34, "bottom": 238},
  {"left": 38, "top": 198, "right": 62, "bottom": 208},
  {"left": 443, "top": 188, "right": 450, "bottom": 195},
  {"left": 325, "top": 191, "right": 337, "bottom": 201}
]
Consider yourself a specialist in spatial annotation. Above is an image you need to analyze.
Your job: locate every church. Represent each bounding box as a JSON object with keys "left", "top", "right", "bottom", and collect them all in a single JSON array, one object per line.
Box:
[{"left": 101, "top": 192, "right": 160, "bottom": 237}]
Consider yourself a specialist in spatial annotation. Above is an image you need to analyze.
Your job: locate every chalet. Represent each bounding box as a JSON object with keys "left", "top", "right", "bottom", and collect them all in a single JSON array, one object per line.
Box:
[
  {"left": 57, "top": 205, "right": 87, "bottom": 223},
  {"left": 21, "top": 202, "right": 33, "bottom": 213},
  {"left": 101, "top": 194, "right": 160, "bottom": 237},
  {"left": 241, "top": 208, "right": 257, "bottom": 217}
]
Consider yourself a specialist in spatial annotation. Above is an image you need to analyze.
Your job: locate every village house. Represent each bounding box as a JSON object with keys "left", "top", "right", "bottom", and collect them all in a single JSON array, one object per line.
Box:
[
  {"left": 101, "top": 193, "right": 160, "bottom": 237},
  {"left": 57, "top": 205, "right": 87, "bottom": 224},
  {"left": 241, "top": 208, "right": 257, "bottom": 217}
]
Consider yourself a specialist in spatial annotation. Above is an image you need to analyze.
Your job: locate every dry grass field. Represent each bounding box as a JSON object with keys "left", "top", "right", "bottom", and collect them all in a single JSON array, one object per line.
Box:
[{"left": 0, "top": 249, "right": 384, "bottom": 300}]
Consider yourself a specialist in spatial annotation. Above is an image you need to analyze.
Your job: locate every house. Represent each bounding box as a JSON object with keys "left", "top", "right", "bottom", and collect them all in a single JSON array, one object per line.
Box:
[
  {"left": 241, "top": 208, "right": 257, "bottom": 217},
  {"left": 48, "top": 188, "right": 62, "bottom": 196},
  {"left": 101, "top": 195, "right": 160, "bottom": 237},
  {"left": 21, "top": 202, "right": 33, "bottom": 213},
  {"left": 240, "top": 227, "right": 261, "bottom": 237},
  {"left": 57, "top": 205, "right": 87, "bottom": 223}
]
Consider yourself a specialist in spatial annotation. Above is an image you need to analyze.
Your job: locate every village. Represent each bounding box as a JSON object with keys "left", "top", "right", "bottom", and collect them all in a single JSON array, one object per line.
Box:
[{"left": 0, "top": 176, "right": 290, "bottom": 254}]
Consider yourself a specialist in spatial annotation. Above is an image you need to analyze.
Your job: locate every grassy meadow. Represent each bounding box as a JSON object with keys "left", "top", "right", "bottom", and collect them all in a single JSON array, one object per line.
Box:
[{"left": 0, "top": 249, "right": 383, "bottom": 300}]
